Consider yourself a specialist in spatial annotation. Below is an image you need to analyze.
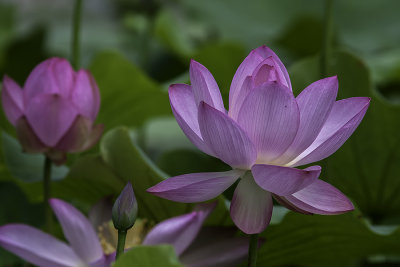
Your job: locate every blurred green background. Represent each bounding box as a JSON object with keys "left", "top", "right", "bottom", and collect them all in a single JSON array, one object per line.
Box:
[{"left": 1, "top": 0, "right": 400, "bottom": 266}]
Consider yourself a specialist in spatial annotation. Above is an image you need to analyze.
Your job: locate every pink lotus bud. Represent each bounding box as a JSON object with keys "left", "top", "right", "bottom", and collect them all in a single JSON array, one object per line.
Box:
[{"left": 1, "top": 58, "right": 103, "bottom": 164}]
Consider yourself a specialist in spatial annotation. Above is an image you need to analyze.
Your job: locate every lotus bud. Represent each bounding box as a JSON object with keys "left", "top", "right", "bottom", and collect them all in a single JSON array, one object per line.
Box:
[
  {"left": 1, "top": 57, "right": 103, "bottom": 164},
  {"left": 112, "top": 182, "right": 138, "bottom": 231}
]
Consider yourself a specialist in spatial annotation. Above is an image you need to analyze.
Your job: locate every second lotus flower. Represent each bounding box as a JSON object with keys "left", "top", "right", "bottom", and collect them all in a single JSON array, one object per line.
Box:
[
  {"left": 2, "top": 58, "right": 103, "bottom": 164},
  {"left": 0, "top": 199, "right": 248, "bottom": 267},
  {"left": 148, "top": 45, "right": 371, "bottom": 234}
]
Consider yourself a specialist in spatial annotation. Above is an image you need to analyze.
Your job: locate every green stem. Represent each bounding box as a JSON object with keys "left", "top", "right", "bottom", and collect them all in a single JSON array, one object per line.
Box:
[
  {"left": 43, "top": 156, "right": 53, "bottom": 233},
  {"left": 247, "top": 233, "right": 259, "bottom": 267},
  {"left": 71, "top": 0, "right": 83, "bottom": 70},
  {"left": 116, "top": 230, "right": 127, "bottom": 260},
  {"left": 320, "top": 0, "right": 334, "bottom": 78}
]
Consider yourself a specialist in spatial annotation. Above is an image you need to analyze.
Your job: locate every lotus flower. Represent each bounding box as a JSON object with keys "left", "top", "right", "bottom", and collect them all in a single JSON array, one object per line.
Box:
[
  {"left": 1, "top": 58, "right": 103, "bottom": 164},
  {"left": 147, "top": 45, "right": 370, "bottom": 234},
  {"left": 0, "top": 199, "right": 248, "bottom": 267},
  {"left": 0, "top": 199, "right": 113, "bottom": 267}
]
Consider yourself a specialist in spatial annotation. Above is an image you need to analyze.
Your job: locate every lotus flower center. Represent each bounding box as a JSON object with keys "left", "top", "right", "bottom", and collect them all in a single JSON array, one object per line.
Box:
[{"left": 97, "top": 219, "right": 153, "bottom": 255}]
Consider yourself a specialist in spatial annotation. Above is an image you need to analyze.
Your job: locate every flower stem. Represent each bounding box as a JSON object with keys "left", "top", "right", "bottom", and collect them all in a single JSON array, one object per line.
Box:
[
  {"left": 71, "top": 0, "right": 83, "bottom": 70},
  {"left": 115, "top": 230, "right": 127, "bottom": 260},
  {"left": 247, "top": 233, "right": 259, "bottom": 267},
  {"left": 43, "top": 156, "right": 53, "bottom": 233},
  {"left": 320, "top": 0, "right": 334, "bottom": 78}
]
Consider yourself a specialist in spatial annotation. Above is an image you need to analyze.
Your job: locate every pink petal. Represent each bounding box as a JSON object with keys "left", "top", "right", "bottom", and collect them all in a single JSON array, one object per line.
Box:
[
  {"left": 230, "top": 173, "right": 273, "bottom": 234},
  {"left": 0, "top": 224, "right": 83, "bottom": 267},
  {"left": 71, "top": 70, "right": 100, "bottom": 121},
  {"left": 289, "top": 97, "right": 370, "bottom": 167},
  {"left": 143, "top": 202, "right": 216, "bottom": 255},
  {"left": 252, "top": 45, "right": 291, "bottom": 90},
  {"left": 81, "top": 123, "right": 104, "bottom": 151},
  {"left": 229, "top": 45, "right": 291, "bottom": 111},
  {"left": 147, "top": 170, "right": 243, "bottom": 202},
  {"left": 228, "top": 76, "right": 252, "bottom": 120},
  {"left": 2, "top": 76, "right": 24, "bottom": 125},
  {"left": 23, "top": 58, "right": 58, "bottom": 99},
  {"left": 237, "top": 82, "right": 299, "bottom": 163},
  {"left": 50, "top": 198, "right": 104, "bottom": 264},
  {"left": 189, "top": 60, "right": 225, "bottom": 112},
  {"left": 180, "top": 227, "right": 249, "bottom": 267},
  {"left": 15, "top": 117, "right": 47, "bottom": 153},
  {"left": 229, "top": 49, "right": 264, "bottom": 111},
  {"left": 24, "top": 58, "right": 74, "bottom": 100},
  {"left": 273, "top": 194, "right": 312, "bottom": 215},
  {"left": 283, "top": 180, "right": 354, "bottom": 214},
  {"left": 252, "top": 64, "right": 276, "bottom": 87},
  {"left": 198, "top": 102, "right": 257, "bottom": 169},
  {"left": 251, "top": 57, "right": 288, "bottom": 88},
  {"left": 274, "top": 77, "right": 338, "bottom": 165},
  {"left": 55, "top": 115, "right": 92, "bottom": 152},
  {"left": 55, "top": 116, "right": 103, "bottom": 153},
  {"left": 52, "top": 58, "right": 75, "bottom": 97},
  {"left": 169, "top": 84, "right": 214, "bottom": 155},
  {"left": 251, "top": 164, "right": 321, "bottom": 196},
  {"left": 25, "top": 94, "right": 78, "bottom": 147}
]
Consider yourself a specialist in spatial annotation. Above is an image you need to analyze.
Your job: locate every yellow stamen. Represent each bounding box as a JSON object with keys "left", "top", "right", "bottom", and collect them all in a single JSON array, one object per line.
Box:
[{"left": 97, "top": 219, "right": 153, "bottom": 255}]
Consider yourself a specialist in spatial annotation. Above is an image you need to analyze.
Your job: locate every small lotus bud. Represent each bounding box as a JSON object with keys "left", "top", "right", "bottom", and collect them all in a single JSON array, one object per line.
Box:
[{"left": 112, "top": 182, "right": 138, "bottom": 231}]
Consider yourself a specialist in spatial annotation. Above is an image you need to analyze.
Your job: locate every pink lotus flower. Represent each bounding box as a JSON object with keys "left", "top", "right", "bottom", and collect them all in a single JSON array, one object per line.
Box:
[
  {"left": 2, "top": 58, "right": 103, "bottom": 164},
  {"left": 0, "top": 199, "right": 113, "bottom": 267},
  {"left": 147, "top": 45, "right": 370, "bottom": 234},
  {"left": 0, "top": 199, "right": 249, "bottom": 267}
]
